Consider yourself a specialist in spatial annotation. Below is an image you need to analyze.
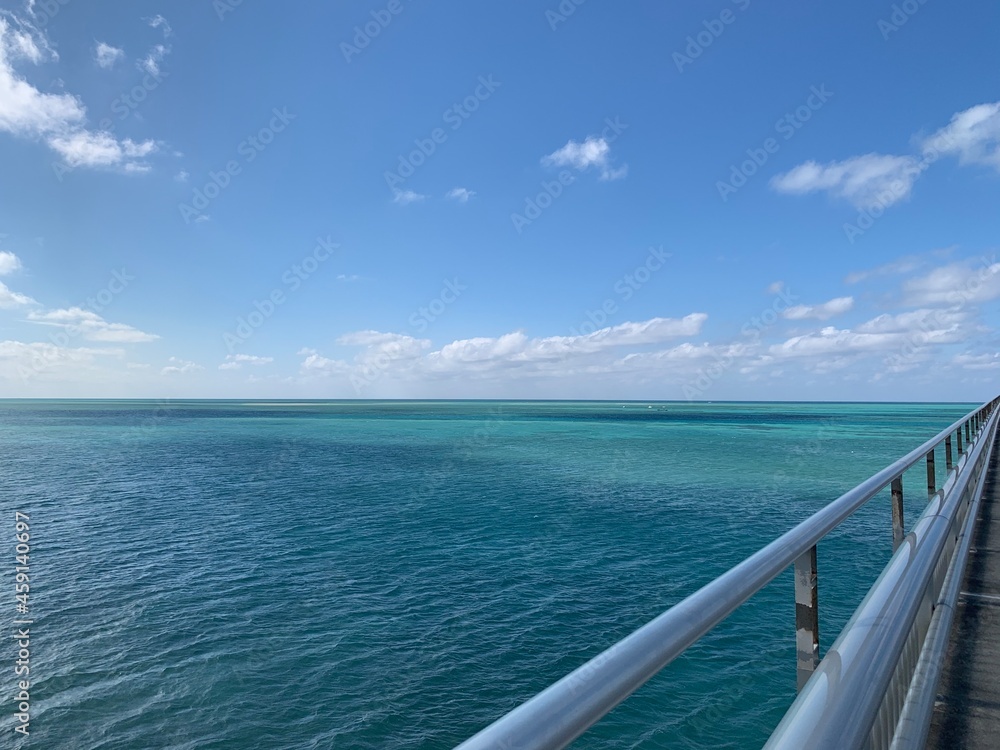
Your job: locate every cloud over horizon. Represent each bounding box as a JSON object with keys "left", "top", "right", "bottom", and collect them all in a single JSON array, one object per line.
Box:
[{"left": 771, "top": 101, "right": 1000, "bottom": 210}]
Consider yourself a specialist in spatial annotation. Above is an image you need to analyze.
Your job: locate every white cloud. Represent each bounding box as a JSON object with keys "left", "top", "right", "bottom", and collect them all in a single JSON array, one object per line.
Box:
[
  {"left": 0, "top": 281, "right": 35, "bottom": 308},
  {"left": 901, "top": 259, "right": 1000, "bottom": 306},
  {"left": 27, "top": 307, "right": 159, "bottom": 342},
  {"left": 953, "top": 352, "right": 1000, "bottom": 370},
  {"left": 0, "top": 339, "right": 122, "bottom": 380},
  {"left": 146, "top": 15, "right": 173, "bottom": 38},
  {"left": 299, "top": 332, "right": 432, "bottom": 379},
  {"left": 123, "top": 139, "right": 156, "bottom": 158},
  {"left": 769, "top": 327, "right": 890, "bottom": 359},
  {"left": 392, "top": 189, "right": 426, "bottom": 205},
  {"left": 48, "top": 131, "right": 120, "bottom": 167},
  {"left": 431, "top": 332, "right": 529, "bottom": 365},
  {"left": 300, "top": 315, "right": 708, "bottom": 387},
  {"left": 766, "top": 319, "right": 966, "bottom": 362},
  {"left": 0, "top": 17, "right": 158, "bottom": 173},
  {"left": 337, "top": 274, "right": 361, "bottom": 282},
  {"left": 772, "top": 101, "right": 1000, "bottom": 213},
  {"left": 174, "top": 170, "right": 189, "bottom": 182},
  {"left": 219, "top": 354, "right": 274, "bottom": 370},
  {"left": 0, "top": 251, "right": 33, "bottom": 306},
  {"left": 845, "top": 253, "right": 937, "bottom": 284},
  {"left": 137, "top": 43, "right": 169, "bottom": 77},
  {"left": 542, "top": 136, "right": 627, "bottom": 180},
  {"left": 0, "top": 250, "right": 21, "bottom": 275},
  {"left": 922, "top": 101, "right": 1000, "bottom": 171},
  {"left": 7, "top": 29, "right": 41, "bottom": 62},
  {"left": 855, "top": 308, "right": 968, "bottom": 334},
  {"left": 432, "top": 315, "right": 707, "bottom": 367},
  {"left": 770, "top": 153, "right": 923, "bottom": 209},
  {"left": 162, "top": 356, "right": 202, "bottom": 375},
  {"left": 299, "top": 350, "right": 351, "bottom": 376},
  {"left": 94, "top": 42, "right": 124, "bottom": 69},
  {"left": 0, "top": 19, "right": 85, "bottom": 136},
  {"left": 446, "top": 187, "right": 475, "bottom": 202},
  {"left": 618, "top": 341, "right": 754, "bottom": 372},
  {"left": 766, "top": 281, "right": 785, "bottom": 294},
  {"left": 0, "top": 13, "right": 51, "bottom": 64},
  {"left": 47, "top": 131, "right": 157, "bottom": 170},
  {"left": 783, "top": 296, "right": 854, "bottom": 321},
  {"left": 338, "top": 330, "right": 430, "bottom": 363}
]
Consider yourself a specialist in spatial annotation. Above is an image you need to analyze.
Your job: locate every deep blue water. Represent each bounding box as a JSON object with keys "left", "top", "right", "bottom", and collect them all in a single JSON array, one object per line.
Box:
[{"left": 0, "top": 400, "right": 977, "bottom": 749}]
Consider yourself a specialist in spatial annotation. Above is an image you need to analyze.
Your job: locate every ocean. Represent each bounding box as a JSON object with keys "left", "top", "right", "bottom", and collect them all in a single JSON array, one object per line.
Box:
[{"left": 0, "top": 400, "right": 977, "bottom": 749}]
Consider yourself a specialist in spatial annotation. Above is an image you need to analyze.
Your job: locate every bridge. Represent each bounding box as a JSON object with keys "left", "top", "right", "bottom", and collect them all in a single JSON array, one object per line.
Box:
[{"left": 454, "top": 398, "right": 1000, "bottom": 749}]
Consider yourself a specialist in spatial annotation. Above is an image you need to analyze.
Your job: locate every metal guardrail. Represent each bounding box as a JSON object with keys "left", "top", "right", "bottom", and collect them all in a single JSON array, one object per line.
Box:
[
  {"left": 765, "top": 402, "right": 998, "bottom": 749},
  {"left": 453, "top": 397, "right": 1000, "bottom": 750}
]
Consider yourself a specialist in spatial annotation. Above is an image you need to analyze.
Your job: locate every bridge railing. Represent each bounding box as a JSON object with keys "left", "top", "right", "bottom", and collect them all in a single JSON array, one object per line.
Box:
[{"left": 453, "top": 397, "right": 1000, "bottom": 750}]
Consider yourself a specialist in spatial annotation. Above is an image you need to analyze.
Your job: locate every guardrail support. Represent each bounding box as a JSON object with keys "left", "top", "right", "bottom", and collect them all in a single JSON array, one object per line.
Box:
[
  {"left": 795, "top": 546, "right": 819, "bottom": 691},
  {"left": 452, "top": 398, "right": 1000, "bottom": 750},
  {"left": 892, "top": 476, "right": 905, "bottom": 551},
  {"left": 945, "top": 435, "right": 953, "bottom": 471},
  {"left": 926, "top": 449, "right": 936, "bottom": 497}
]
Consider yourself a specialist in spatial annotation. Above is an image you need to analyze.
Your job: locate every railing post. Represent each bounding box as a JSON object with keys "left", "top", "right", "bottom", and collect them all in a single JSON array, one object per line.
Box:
[
  {"left": 926, "top": 448, "right": 936, "bottom": 498},
  {"left": 945, "top": 435, "right": 953, "bottom": 471},
  {"left": 795, "top": 546, "right": 819, "bottom": 691},
  {"left": 957, "top": 427, "right": 964, "bottom": 455},
  {"left": 966, "top": 420, "right": 972, "bottom": 444},
  {"left": 891, "top": 476, "right": 904, "bottom": 550}
]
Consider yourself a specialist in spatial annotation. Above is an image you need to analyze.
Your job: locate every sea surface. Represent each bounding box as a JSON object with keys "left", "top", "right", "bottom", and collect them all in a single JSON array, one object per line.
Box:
[{"left": 0, "top": 400, "right": 979, "bottom": 749}]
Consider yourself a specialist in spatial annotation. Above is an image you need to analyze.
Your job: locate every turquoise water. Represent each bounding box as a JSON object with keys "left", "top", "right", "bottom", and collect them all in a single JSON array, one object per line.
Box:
[{"left": 0, "top": 400, "right": 977, "bottom": 749}]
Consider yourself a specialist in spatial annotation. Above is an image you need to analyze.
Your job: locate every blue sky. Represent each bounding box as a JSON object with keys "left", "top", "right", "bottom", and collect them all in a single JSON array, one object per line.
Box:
[{"left": 1, "top": 0, "right": 999, "bottom": 400}]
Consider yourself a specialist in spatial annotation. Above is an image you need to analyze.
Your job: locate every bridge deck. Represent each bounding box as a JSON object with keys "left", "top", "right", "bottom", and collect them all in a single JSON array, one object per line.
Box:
[{"left": 926, "top": 442, "right": 1000, "bottom": 748}]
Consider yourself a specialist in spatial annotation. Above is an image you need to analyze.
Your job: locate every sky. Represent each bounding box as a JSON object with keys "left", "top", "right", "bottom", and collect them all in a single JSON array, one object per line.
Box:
[{"left": 0, "top": 0, "right": 999, "bottom": 400}]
